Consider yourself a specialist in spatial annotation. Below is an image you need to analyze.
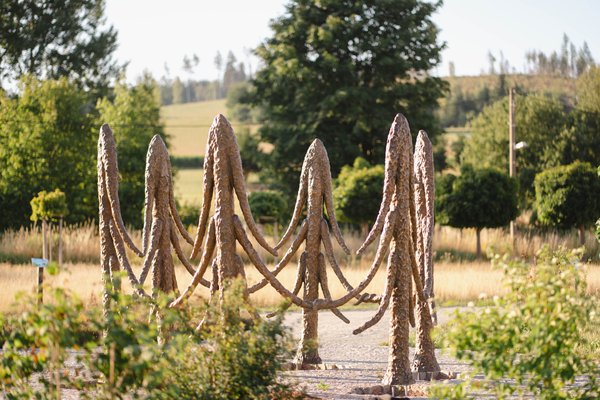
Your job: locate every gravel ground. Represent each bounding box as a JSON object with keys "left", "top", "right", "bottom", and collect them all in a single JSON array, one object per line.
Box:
[{"left": 281, "top": 307, "right": 471, "bottom": 399}]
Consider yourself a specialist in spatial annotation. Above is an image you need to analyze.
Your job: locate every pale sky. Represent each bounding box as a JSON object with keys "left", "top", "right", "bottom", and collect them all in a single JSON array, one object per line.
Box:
[{"left": 104, "top": 0, "right": 600, "bottom": 82}]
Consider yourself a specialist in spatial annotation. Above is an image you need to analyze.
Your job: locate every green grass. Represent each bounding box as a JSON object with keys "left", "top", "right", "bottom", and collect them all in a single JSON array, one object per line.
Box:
[
  {"left": 174, "top": 168, "right": 204, "bottom": 206},
  {"left": 161, "top": 99, "right": 228, "bottom": 157}
]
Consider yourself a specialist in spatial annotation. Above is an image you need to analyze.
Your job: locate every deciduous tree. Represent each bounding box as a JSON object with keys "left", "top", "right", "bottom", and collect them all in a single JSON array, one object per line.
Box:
[
  {"left": 0, "top": 77, "right": 96, "bottom": 229},
  {"left": 244, "top": 0, "right": 447, "bottom": 195},
  {"left": 436, "top": 166, "right": 518, "bottom": 258},
  {"left": 462, "top": 94, "right": 568, "bottom": 203},
  {"left": 0, "top": 0, "right": 122, "bottom": 96},
  {"left": 333, "top": 157, "right": 384, "bottom": 233},
  {"left": 535, "top": 161, "right": 600, "bottom": 245}
]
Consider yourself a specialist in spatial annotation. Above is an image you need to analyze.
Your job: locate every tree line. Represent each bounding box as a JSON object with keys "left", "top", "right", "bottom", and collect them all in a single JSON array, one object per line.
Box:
[
  {"left": 157, "top": 50, "right": 249, "bottom": 106},
  {"left": 438, "top": 34, "right": 595, "bottom": 128}
]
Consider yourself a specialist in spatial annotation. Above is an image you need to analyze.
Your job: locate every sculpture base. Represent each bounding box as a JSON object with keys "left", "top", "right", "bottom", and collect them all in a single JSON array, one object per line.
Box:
[
  {"left": 349, "top": 371, "right": 457, "bottom": 397},
  {"left": 282, "top": 362, "right": 340, "bottom": 371}
]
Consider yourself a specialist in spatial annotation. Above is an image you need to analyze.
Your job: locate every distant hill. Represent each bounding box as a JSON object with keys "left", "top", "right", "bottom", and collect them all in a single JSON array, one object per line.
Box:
[
  {"left": 438, "top": 74, "right": 577, "bottom": 128},
  {"left": 443, "top": 74, "right": 576, "bottom": 102}
]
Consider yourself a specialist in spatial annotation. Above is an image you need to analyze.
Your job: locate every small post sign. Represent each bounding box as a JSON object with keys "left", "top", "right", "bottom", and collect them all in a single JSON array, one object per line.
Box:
[
  {"left": 31, "top": 258, "right": 49, "bottom": 268},
  {"left": 32, "top": 258, "right": 48, "bottom": 304}
]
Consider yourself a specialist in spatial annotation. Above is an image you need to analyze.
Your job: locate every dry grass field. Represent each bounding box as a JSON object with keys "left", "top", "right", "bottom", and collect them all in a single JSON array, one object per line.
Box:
[{"left": 1, "top": 251, "right": 598, "bottom": 313}]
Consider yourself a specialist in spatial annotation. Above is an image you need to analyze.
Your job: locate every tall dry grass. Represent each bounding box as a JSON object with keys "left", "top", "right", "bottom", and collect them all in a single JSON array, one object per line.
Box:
[
  {"left": 1, "top": 221, "right": 598, "bottom": 313},
  {"left": 2, "top": 223, "right": 597, "bottom": 265},
  {"left": 0, "top": 223, "right": 140, "bottom": 264},
  {"left": 2, "top": 260, "right": 598, "bottom": 314}
]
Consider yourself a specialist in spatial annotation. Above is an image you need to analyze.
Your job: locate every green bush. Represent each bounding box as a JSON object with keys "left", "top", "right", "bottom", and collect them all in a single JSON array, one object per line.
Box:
[
  {"left": 30, "top": 189, "right": 68, "bottom": 222},
  {"left": 177, "top": 202, "right": 200, "bottom": 227},
  {"left": 248, "top": 190, "right": 287, "bottom": 225},
  {"left": 0, "top": 77, "right": 96, "bottom": 229},
  {"left": 158, "top": 281, "right": 294, "bottom": 399},
  {"left": 0, "top": 278, "right": 295, "bottom": 399},
  {"left": 535, "top": 161, "right": 600, "bottom": 244},
  {"left": 432, "top": 247, "right": 599, "bottom": 399},
  {"left": 333, "top": 157, "right": 384, "bottom": 232},
  {"left": 170, "top": 156, "right": 204, "bottom": 169},
  {"left": 435, "top": 165, "right": 518, "bottom": 258}
]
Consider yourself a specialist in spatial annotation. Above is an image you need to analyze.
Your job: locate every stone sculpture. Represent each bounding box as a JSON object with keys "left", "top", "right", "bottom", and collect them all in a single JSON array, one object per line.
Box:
[
  {"left": 97, "top": 112, "right": 441, "bottom": 385},
  {"left": 97, "top": 124, "right": 145, "bottom": 316},
  {"left": 352, "top": 113, "right": 425, "bottom": 385},
  {"left": 250, "top": 139, "right": 353, "bottom": 367},
  {"left": 411, "top": 130, "right": 440, "bottom": 374},
  {"left": 312, "top": 114, "right": 429, "bottom": 385},
  {"left": 137, "top": 135, "right": 195, "bottom": 295},
  {"left": 170, "top": 115, "right": 312, "bottom": 324}
]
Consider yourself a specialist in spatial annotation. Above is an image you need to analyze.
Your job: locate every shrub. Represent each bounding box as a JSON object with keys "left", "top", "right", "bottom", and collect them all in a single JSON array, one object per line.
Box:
[
  {"left": 178, "top": 202, "right": 200, "bottom": 227},
  {"left": 158, "top": 281, "right": 294, "bottom": 399},
  {"left": 30, "top": 189, "right": 68, "bottom": 222},
  {"left": 170, "top": 156, "right": 204, "bottom": 169},
  {"left": 435, "top": 165, "right": 518, "bottom": 258},
  {"left": 0, "top": 277, "right": 295, "bottom": 399},
  {"left": 0, "top": 77, "right": 95, "bottom": 229},
  {"left": 431, "top": 247, "right": 599, "bottom": 399},
  {"left": 333, "top": 157, "right": 384, "bottom": 233},
  {"left": 248, "top": 190, "right": 287, "bottom": 225},
  {"left": 535, "top": 161, "right": 600, "bottom": 245}
]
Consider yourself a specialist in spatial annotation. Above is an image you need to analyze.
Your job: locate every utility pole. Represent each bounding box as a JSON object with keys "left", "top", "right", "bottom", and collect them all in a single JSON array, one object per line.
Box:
[{"left": 509, "top": 88, "right": 516, "bottom": 246}]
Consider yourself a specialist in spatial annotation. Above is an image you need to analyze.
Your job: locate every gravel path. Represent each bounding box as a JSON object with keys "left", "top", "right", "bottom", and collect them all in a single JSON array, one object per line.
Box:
[{"left": 281, "top": 307, "right": 471, "bottom": 399}]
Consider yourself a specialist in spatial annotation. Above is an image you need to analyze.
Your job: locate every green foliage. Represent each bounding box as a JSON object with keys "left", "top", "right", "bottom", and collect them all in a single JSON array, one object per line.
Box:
[
  {"left": 226, "top": 82, "right": 261, "bottom": 123},
  {"left": 0, "top": 288, "right": 90, "bottom": 398},
  {"left": 576, "top": 66, "right": 600, "bottom": 113},
  {"left": 244, "top": 0, "right": 447, "bottom": 195},
  {"left": 534, "top": 161, "right": 600, "bottom": 230},
  {"left": 434, "top": 173, "right": 457, "bottom": 226},
  {"left": 0, "top": 279, "right": 295, "bottom": 399},
  {"left": 436, "top": 166, "right": 518, "bottom": 231},
  {"left": 0, "top": 0, "right": 122, "bottom": 97},
  {"left": 159, "top": 281, "right": 293, "bottom": 400},
  {"left": 169, "top": 156, "right": 204, "bottom": 169},
  {"left": 333, "top": 157, "right": 384, "bottom": 229},
  {"left": 96, "top": 75, "right": 166, "bottom": 227},
  {"left": 248, "top": 191, "right": 287, "bottom": 225},
  {"left": 433, "top": 139, "right": 448, "bottom": 172},
  {"left": 462, "top": 93, "right": 600, "bottom": 205},
  {"left": 462, "top": 94, "right": 567, "bottom": 201},
  {"left": 0, "top": 77, "right": 96, "bottom": 229},
  {"left": 431, "top": 248, "right": 599, "bottom": 399},
  {"left": 30, "top": 189, "right": 68, "bottom": 222},
  {"left": 238, "top": 128, "right": 265, "bottom": 176},
  {"left": 177, "top": 202, "right": 200, "bottom": 227}
]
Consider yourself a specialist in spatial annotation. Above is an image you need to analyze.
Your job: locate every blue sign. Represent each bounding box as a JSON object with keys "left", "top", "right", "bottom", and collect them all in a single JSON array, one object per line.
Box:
[{"left": 31, "top": 258, "right": 49, "bottom": 268}]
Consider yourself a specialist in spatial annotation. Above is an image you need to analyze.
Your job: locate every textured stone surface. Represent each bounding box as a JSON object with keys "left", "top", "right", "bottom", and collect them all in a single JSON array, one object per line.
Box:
[
  {"left": 98, "top": 124, "right": 198, "bottom": 318},
  {"left": 170, "top": 115, "right": 312, "bottom": 324},
  {"left": 259, "top": 139, "right": 354, "bottom": 366},
  {"left": 315, "top": 114, "right": 429, "bottom": 386},
  {"left": 137, "top": 135, "right": 194, "bottom": 296},
  {"left": 412, "top": 130, "right": 440, "bottom": 374},
  {"left": 97, "top": 124, "right": 145, "bottom": 317}
]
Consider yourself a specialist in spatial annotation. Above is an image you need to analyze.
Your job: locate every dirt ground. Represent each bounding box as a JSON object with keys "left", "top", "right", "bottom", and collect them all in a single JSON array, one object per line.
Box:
[{"left": 281, "top": 307, "right": 471, "bottom": 399}]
